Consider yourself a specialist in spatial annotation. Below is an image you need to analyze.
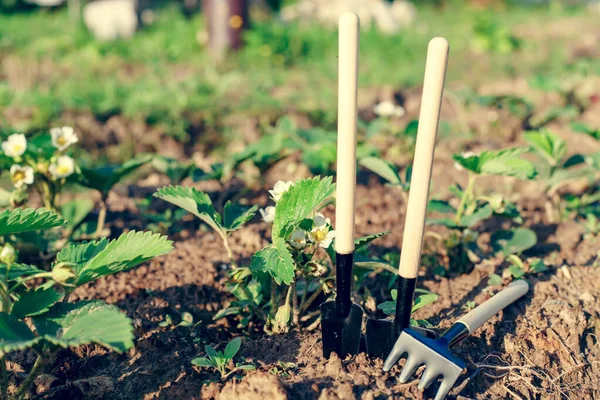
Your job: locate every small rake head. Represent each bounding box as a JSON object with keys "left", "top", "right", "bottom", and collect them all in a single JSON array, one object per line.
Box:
[{"left": 383, "top": 328, "right": 466, "bottom": 400}]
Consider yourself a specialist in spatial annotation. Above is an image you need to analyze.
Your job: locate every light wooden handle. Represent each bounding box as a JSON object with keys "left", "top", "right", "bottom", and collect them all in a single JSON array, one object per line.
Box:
[
  {"left": 335, "top": 12, "right": 360, "bottom": 255},
  {"left": 397, "top": 37, "right": 449, "bottom": 278},
  {"left": 459, "top": 280, "right": 529, "bottom": 332}
]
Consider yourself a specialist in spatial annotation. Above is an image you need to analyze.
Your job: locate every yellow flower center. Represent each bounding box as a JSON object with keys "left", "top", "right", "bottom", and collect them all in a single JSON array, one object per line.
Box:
[
  {"left": 57, "top": 165, "right": 71, "bottom": 175},
  {"left": 12, "top": 171, "right": 25, "bottom": 183},
  {"left": 313, "top": 229, "right": 326, "bottom": 243},
  {"left": 12, "top": 144, "right": 23, "bottom": 153},
  {"left": 57, "top": 136, "right": 67, "bottom": 146},
  {"left": 229, "top": 15, "right": 243, "bottom": 29}
]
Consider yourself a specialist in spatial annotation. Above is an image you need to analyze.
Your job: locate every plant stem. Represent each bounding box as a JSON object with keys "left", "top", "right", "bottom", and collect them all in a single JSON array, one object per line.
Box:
[
  {"left": 292, "top": 281, "right": 299, "bottom": 326},
  {"left": 221, "top": 233, "right": 237, "bottom": 268},
  {"left": 95, "top": 196, "right": 108, "bottom": 238},
  {"left": 270, "top": 279, "right": 277, "bottom": 315},
  {"left": 455, "top": 173, "right": 476, "bottom": 225},
  {"left": 300, "top": 285, "right": 322, "bottom": 314},
  {"left": 16, "top": 354, "right": 49, "bottom": 399}
]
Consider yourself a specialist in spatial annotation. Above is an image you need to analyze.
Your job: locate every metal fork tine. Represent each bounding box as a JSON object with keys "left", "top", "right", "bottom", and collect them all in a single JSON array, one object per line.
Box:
[
  {"left": 383, "top": 340, "right": 408, "bottom": 372},
  {"left": 398, "top": 355, "right": 421, "bottom": 383},
  {"left": 434, "top": 377, "right": 456, "bottom": 400},
  {"left": 417, "top": 366, "right": 439, "bottom": 390}
]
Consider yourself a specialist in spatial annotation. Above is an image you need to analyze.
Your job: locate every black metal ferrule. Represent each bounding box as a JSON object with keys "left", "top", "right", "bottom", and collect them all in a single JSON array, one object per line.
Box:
[
  {"left": 393, "top": 276, "right": 417, "bottom": 335},
  {"left": 335, "top": 252, "right": 354, "bottom": 318},
  {"left": 441, "top": 322, "right": 470, "bottom": 347}
]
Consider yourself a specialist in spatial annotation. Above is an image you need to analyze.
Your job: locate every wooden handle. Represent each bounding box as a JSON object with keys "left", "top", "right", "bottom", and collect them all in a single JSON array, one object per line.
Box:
[
  {"left": 397, "top": 37, "right": 449, "bottom": 278},
  {"left": 335, "top": 12, "right": 360, "bottom": 255},
  {"left": 459, "top": 280, "right": 529, "bottom": 332}
]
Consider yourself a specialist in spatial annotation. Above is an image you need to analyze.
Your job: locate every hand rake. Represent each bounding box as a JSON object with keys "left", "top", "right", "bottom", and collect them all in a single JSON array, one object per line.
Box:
[{"left": 383, "top": 280, "right": 529, "bottom": 400}]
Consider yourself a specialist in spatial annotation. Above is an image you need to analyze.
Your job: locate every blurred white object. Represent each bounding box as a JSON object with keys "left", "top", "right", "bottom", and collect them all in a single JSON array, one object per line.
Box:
[
  {"left": 373, "top": 101, "right": 405, "bottom": 118},
  {"left": 83, "top": 0, "right": 138, "bottom": 40},
  {"left": 24, "top": 0, "right": 65, "bottom": 6},
  {"left": 280, "top": 0, "right": 416, "bottom": 34}
]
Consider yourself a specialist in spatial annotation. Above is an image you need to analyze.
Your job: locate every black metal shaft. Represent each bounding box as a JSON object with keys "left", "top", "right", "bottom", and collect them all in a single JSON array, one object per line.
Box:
[
  {"left": 335, "top": 252, "right": 354, "bottom": 318},
  {"left": 393, "top": 276, "right": 417, "bottom": 335}
]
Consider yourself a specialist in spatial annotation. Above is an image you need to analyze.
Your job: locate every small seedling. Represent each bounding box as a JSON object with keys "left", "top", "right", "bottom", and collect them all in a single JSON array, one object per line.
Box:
[
  {"left": 159, "top": 312, "right": 194, "bottom": 329},
  {"left": 191, "top": 337, "right": 255, "bottom": 380},
  {"left": 269, "top": 361, "right": 298, "bottom": 378},
  {"left": 377, "top": 289, "right": 438, "bottom": 328},
  {"left": 359, "top": 156, "right": 412, "bottom": 204},
  {"left": 462, "top": 301, "right": 476, "bottom": 312}
]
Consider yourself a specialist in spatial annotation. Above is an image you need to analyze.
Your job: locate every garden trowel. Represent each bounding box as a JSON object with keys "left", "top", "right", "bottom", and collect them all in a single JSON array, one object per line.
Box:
[
  {"left": 365, "top": 37, "right": 449, "bottom": 359},
  {"left": 320, "top": 12, "right": 364, "bottom": 359}
]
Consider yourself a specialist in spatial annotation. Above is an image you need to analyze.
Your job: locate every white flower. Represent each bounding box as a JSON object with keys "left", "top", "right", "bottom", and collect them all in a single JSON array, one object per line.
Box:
[
  {"left": 10, "top": 165, "right": 34, "bottom": 189},
  {"left": 268, "top": 181, "right": 293, "bottom": 202},
  {"left": 313, "top": 213, "right": 331, "bottom": 229},
  {"left": 289, "top": 229, "right": 307, "bottom": 250},
  {"left": 310, "top": 227, "right": 336, "bottom": 249},
  {"left": 1, "top": 134, "right": 27, "bottom": 158},
  {"left": 373, "top": 101, "right": 405, "bottom": 118},
  {"left": 0, "top": 244, "right": 16, "bottom": 265},
  {"left": 49, "top": 155, "right": 75, "bottom": 179},
  {"left": 260, "top": 206, "right": 276, "bottom": 223},
  {"left": 454, "top": 151, "right": 477, "bottom": 171},
  {"left": 50, "top": 126, "right": 78, "bottom": 151}
]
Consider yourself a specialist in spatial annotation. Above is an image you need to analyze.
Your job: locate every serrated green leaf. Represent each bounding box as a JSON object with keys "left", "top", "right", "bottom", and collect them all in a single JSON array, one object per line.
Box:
[
  {"left": 0, "top": 263, "right": 45, "bottom": 281},
  {"left": 224, "top": 337, "right": 242, "bottom": 360},
  {"left": 154, "top": 186, "right": 223, "bottom": 235},
  {"left": 223, "top": 202, "right": 258, "bottom": 231},
  {"left": 70, "top": 231, "right": 172, "bottom": 286},
  {"left": 460, "top": 204, "right": 493, "bottom": 228},
  {"left": 192, "top": 357, "right": 214, "bottom": 367},
  {"left": 359, "top": 157, "right": 402, "bottom": 185},
  {"left": 11, "top": 284, "right": 64, "bottom": 319},
  {"left": 524, "top": 129, "right": 567, "bottom": 166},
  {"left": 272, "top": 177, "right": 335, "bottom": 239},
  {"left": 491, "top": 228, "right": 537, "bottom": 255},
  {"left": 0, "top": 313, "right": 40, "bottom": 354},
  {"left": 79, "top": 155, "right": 152, "bottom": 194},
  {"left": 250, "top": 238, "right": 295, "bottom": 285},
  {"left": 56, "top": 238, "right": 109, "bottom": 277},
  {"left": 0, "top": 208, "right": 66, "bottom": 236},
  {"left": 453, "top": 148, "right": 536, "bottom": 179},
  {"left": 354, "top": 232, "right": 389, "bottom": 251},
  {"left": 33, "top": 300, "right": 134, "bottom": 353},
  {"left": 428, "top": 200, "right": 456, "bottom": 214}
]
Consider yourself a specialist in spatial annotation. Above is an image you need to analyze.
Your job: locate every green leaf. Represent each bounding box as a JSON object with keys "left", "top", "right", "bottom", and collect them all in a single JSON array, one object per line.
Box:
[
  {"left": 411, "top": 293, "right": 438, "bottom": 312},
  {"left": 359, "top": 157, "right": 402, "bottom": 185},
  {"left": 488, "top": 273, "right": 502, "bottom": 286},
  {"left": 571, "top": 122, "right": 600, "bottom": 140},
  {"left": 250, "top": 238, "right": 295, "bottom": 285},
  {"left": 0, "top": 263, "right": 45, "bottom": 281},
  {"left": 428, "top": 200, "right": 456, "bottom": 214},
  {"left": 459, "top": 204, "right": 493, "bottom": 228},
  {"left": 0, "top": 313, "right": 40, "bottom": 354},
  {"left": 508, "top": 265, "right": 525, "bottom": 279},
  {"left": 57, "top": 231, "right": 172, "bottom": 286},
  {"left": 524, "top": 129, "right": 567, "bottom": 166},
  {"left": 154, "top": 186, "right": 223, "bottom": 235},
  {"left": 272, "top": 177, "right": 335, "bottom": 239},
  {"left": 79, "top": 155, "right": 152, "bottom": 194},
  {"left": 453, "top": 148, "right": 536, "bottom": 179},
  {"left": 530, "top": 259, "right": 548, "bottom": 273},
  {"left": 426, "top": 218, "right": 460, "bottom": 229},
  {"left": 377, "top": 301, "right": 395, "bottom": 316},
  {"left": 152, "top": 156, "right": 195, "bottom": 184},
  {"left": 354, "top": 232, "right": 389, "bottom": 251},
  {"left": 32, "top": 301, "right": 134, "bottom": 352},
  {"left": 224, "top": 337, "right": 242, "bottom": 360},
  {"left": 192, "top": 357, "right": 214, "bottom": 367},
  {"left": 205, "top": 345, "right": 218, "bottom": 359},
  {"left": 60, "top": 199, "right": 94, "bottom": 231},
  {"left": 223, "top": 202, "right": 258, "bottom": 231},
  {"left": 236, "top": 364, "right": 256, "bottom": 371},
  {"left": 0, "top": 208, "right": 66, "bottom": 236},
  {"left": 491, "top": 228, "right": 537, "bottom": 255},
  {"left": 11, "top": 284, "right": 64, "bottom": 319}
]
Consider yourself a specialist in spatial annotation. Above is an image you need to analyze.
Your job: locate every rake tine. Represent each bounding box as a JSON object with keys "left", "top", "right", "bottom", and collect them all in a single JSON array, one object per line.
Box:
[
  {"left": 398, "top": 355, "right": 421, "bottom": 383},
  {"left": 417, "top": 367, "right": 439, "bottom": 390},
  {"left": 434, "top": 378, "right": 456, "bottom": 400}
]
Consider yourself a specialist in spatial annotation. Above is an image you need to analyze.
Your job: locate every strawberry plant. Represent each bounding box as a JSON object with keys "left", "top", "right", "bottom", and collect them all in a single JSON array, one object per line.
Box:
[
  {"left": 78, "top": 154, "right": 153, "bottom": 237},
  {"left": 427, "top": 148, "right": 537, "bottom": 273},
  {"left": 0, "top": 208, "right": 172, "bottom": 398},
  {"left": 1, "top": 128, "right": 79, "bottom": 211},
  {"left": 192, "top": 337, "right": 254, "bottom": 381},
  {"left": 377, "top": 289, "right": 438, "bottom": 328},
  {"left": 154, "top": 186, "right": 258, "bottom": 267},
  {"left": 524, "top": 129, "right": 598, "bottom": 222}
]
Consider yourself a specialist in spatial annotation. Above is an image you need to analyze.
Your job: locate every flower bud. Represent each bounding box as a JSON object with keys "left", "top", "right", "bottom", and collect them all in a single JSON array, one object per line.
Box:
[
  {"left": 51, "top": 262, "right": 76, "bottom": 286},
  {"left": 0, "top": 244, "right": 16, "bottom": 265}
]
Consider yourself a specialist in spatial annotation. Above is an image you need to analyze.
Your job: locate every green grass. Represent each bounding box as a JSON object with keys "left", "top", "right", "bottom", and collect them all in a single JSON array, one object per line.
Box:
[{"left": 0, "top": 3, "right": 598, "bottom": 140}]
